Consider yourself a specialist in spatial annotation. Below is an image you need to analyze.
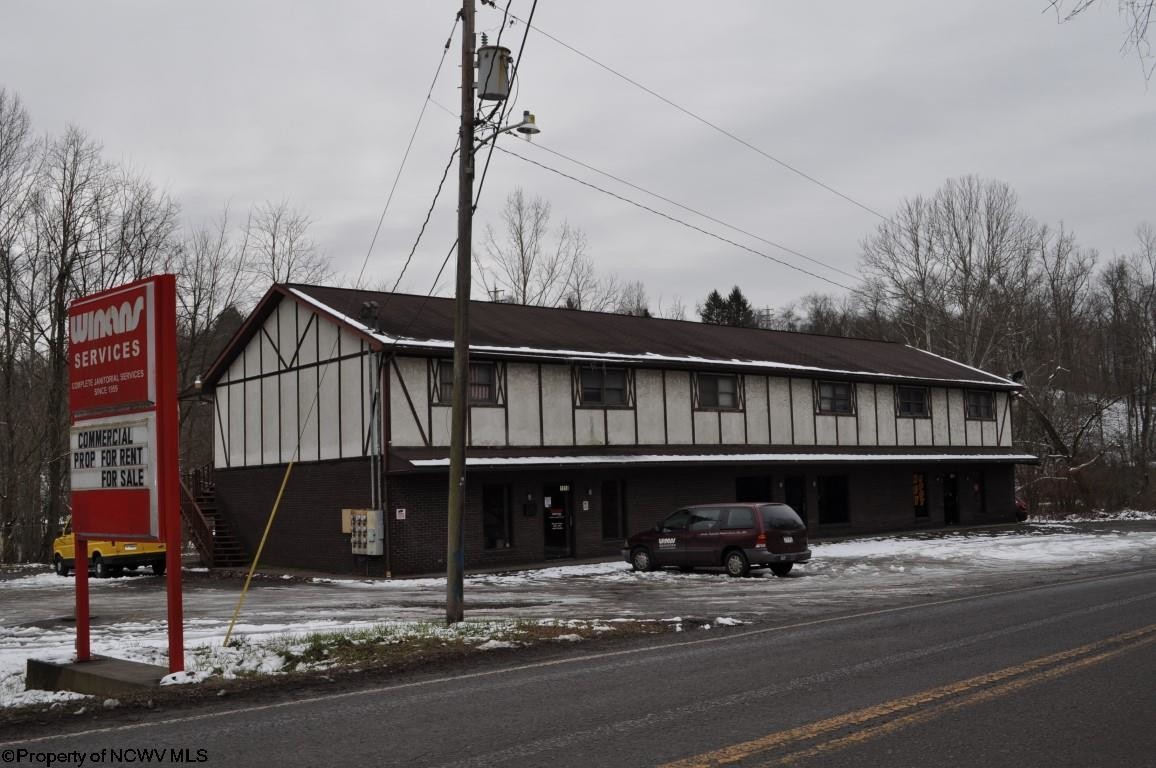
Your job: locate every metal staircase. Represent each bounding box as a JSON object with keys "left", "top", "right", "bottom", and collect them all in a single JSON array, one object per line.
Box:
[{"left": 179, "top": 465, "right": 249, "bottom": 568}]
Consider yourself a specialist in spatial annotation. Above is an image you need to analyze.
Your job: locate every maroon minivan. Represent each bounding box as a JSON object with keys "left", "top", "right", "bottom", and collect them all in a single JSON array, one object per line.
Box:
[{"left": 623, "top": 502, "right": 811, "bottom": 577}]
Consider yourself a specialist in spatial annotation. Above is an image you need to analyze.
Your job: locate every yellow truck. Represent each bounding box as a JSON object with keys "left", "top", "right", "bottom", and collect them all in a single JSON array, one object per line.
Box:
[{"left": 52, "top": 521, "right": 166, "bottom": 578}]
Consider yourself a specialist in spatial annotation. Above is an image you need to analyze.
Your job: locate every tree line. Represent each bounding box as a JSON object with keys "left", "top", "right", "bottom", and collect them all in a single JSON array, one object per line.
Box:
[
  {"left": 0, "top": 89, "right": 330, "bottom": 561},
  {"left": 720, "top": 176, "right": 1154, "bottom": 515}
]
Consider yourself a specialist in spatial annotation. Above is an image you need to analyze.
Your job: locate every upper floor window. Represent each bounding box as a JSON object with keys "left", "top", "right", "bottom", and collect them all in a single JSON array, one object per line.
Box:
[
  {"left": 578, "top": 365, "right": 629, "bottom": 407},
  {"left": 437, "top": 360, "right": 498, "bottom": 405},
  {"left": 816, "top": 381, "right": 855, "bottom": 415},
  {"left": 696, "top": 373, "right": 740, "bottom": 410},
  {"left": 896, "top": 385, "right": 929, "bottom": 417},
  {"left": 965, "top": 390, "right": 995, "bottom": 420}
]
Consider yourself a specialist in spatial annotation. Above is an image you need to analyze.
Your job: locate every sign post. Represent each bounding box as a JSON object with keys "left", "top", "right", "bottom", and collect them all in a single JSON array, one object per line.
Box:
[{"left": 68, "top": 275, "right": 183, "bottom": 673}]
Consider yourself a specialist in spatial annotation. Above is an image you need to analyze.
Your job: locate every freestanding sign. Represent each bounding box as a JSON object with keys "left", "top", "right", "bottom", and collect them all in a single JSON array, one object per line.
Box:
[{"left": 67, "top": 275, "right": 183, "bottom": 673}]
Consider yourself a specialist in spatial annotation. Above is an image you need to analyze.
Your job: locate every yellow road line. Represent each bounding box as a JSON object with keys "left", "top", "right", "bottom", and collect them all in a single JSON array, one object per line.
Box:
[{"left": 663, "top": 623, "right": 1156, "bottom": 768}]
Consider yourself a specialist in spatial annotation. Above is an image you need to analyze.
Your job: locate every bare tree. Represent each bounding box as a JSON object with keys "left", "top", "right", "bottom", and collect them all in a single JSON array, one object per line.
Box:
[
  {"left": 0, "top": 89, "right": 39, "bottom": 561},
  {"left": 1091, "top": 224, "right": 1156, "bottom": 501},
  {"left": 242, "top": 199, "right": 331, "bottom": 285},
  {"left": 24, "top": 126, "right": 111, "bottom": 556},
  {"left": 475, "top": 188, "right": 589, "bottom": 308},
  {"left": 615, "top": 280, "right": 651, "bottom": 317},
  {"left": 1049, "top": 1, "right": 1155, "bottom": 77},
  {"left": 175, "top": 210, "right": 254, "bottom": 468},
  {"left": 861, "top": 176, "right": 1038, "bottom": 369},
  {"left": 563, "top": 251, "right": 619, "bottom": 311},
  {"left": 105, "top": 169, "right": 180, "bottom": 282},
  {"left": 658, "top": 295, "right": 688, "bottom": 321}
]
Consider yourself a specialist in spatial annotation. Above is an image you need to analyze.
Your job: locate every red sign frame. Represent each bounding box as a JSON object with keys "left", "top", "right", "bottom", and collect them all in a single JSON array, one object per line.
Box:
[{"left": 67, "top": 275, "right": 183, "bottom": 672}]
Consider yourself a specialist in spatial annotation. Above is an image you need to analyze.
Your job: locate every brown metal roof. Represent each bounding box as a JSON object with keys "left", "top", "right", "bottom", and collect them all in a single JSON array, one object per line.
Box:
[{"left": 282, "top": 283, "right": 1016, "bottom": 389}]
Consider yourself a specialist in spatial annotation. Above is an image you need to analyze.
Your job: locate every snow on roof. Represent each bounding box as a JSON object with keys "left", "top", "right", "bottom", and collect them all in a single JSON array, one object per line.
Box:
[{"left": 287, "top": 286, "right": 1018, "bottom": 389}]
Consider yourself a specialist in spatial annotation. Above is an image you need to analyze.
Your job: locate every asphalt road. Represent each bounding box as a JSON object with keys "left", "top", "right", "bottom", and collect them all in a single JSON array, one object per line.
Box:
[{"left": 4, "top": 562, "right": 1154, "bottom": 767}]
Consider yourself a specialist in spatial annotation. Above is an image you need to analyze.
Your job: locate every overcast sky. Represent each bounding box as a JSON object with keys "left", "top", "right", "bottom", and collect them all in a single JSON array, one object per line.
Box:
[{"left": 1, "top": 1, "right": 1151, "bottom": 315}]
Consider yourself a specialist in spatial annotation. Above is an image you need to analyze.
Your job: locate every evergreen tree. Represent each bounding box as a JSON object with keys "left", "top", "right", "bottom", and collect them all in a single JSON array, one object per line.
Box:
[
  {"left": 699, "top": 286, "right": 760, "bottom": 328},
  {"left": 699, "top": 289, "right": 727, "bottom": 324}
]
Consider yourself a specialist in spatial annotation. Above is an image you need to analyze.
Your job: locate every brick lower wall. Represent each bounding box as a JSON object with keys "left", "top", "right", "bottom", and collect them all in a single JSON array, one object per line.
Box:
[
  {"left": 214, "top": 460, "right": 1019, "bottom": 575},
  {"left": 214, "top": 458, "right": 379, "bottom": 574}
]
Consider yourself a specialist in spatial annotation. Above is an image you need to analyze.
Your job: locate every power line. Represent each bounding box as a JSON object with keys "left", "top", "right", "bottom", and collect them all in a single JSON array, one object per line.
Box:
[
  {"left": 355, "top": 13, "right": 460, "bottom": 288},
  {"left": 488, "top": 8, "right": 888, "bottom": 222},
  {"left": 522, "top": 139, "right": 861, "bottom": 282},
  {"left": 390, "top": 140, "right": 460, "bottom": 294},
  {"left": 492, "top": 143, "right": 855, "bottom": 293},
  {"left": 428, "top": 95, "right": 859, "bottom": 293}
]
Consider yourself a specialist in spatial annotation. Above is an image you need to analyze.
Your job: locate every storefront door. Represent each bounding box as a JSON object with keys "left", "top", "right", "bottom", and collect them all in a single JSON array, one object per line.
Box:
[
  {"left": 943, "top": 473, "right": 960, "bottom": 525},
  {"left": 785, "top": 475, "right": 808, "bottom": 526},
  {"left": 543, "top": 483, "right": 573, "bottom": 559}
]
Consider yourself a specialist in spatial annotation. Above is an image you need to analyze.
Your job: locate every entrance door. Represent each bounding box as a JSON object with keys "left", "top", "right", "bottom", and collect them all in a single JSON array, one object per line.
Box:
[
  {"left": 785, "top": 475, "right": 808, "bottom": 526},
  {"left": 943, "top": 473, "right": 959, "bottom": 525},
  {"left": 543, "top": 483, "right": 573, "bottom": 559}
]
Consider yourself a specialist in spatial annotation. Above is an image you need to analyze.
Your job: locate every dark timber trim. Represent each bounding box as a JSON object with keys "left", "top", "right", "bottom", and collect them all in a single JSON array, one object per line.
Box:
[
  {"left": 390, "top": 357, "right": 430, "bottom": 447},
  {"left": 215, "top": 392, "right": 230, "bottom": 468}
]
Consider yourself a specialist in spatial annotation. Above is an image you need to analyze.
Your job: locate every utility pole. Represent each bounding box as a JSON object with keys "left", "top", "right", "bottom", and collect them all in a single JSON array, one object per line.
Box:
[{"left": 446, "top": 0, "right": 475, "bottom": 624}]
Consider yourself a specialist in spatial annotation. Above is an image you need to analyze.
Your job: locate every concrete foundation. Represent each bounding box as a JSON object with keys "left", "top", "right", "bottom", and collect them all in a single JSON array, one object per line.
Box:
[{"left": 26, "top": 655, "right": 167, "bottom": 697}]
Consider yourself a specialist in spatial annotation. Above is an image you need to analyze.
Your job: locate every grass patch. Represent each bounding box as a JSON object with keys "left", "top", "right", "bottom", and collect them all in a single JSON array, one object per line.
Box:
[{"left": 265, "top": 619, "right": 667, "bottom": 673}]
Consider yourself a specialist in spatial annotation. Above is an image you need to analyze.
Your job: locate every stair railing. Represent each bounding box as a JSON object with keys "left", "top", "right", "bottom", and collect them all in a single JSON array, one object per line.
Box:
[{"left": 179, "top": 477, "right": 216, "bottom": 567}]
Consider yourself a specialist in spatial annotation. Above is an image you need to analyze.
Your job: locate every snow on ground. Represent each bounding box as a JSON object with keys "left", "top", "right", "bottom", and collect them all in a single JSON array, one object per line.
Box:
[
  {"left": 0, "top": 614, "right": 597, "bottom": 711},
  {"left": 3, "top": 522, "right": 1154, "bottom": 710},
  {"left": 1029, "top": 509, "right": 1156, "bottom": 523},
  {"left": 810, "top": 528, "right": 1155, "bottom": 564}
]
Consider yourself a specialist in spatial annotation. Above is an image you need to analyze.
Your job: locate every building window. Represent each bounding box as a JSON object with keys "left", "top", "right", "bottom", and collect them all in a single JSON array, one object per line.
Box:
[
  {"left": 601, "top": 480, "right": 628, "bottom": 540},
  {"left": 579, "top": 366, "right": 629, "bottom": 407},
  {"left": 482, "top": 484, "right": 512, "bottom": 549},
  {"left": 896, "top": 386, "right": 929, "bottom": 417},
  {"left": 913, "top": 472, "right": 928, "bottom": 518},
  {"left": 817, "top": 475, "right": 850, "bottom": 525},
  {"left": 697, "top": 373, "right": 740, "bottom": 409},
  {"left": 437, "top": 360, "right": 498, "bottom": 405},
  {"left": 816, "top": 381, "right": 855, "bottom": 415},
  {"left": 965, "top": 390, "right": 995, "bottom": 420}
]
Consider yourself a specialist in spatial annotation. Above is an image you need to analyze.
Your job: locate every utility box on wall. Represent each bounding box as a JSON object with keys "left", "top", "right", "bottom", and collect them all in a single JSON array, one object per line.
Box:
[{"left": 348, "top": 508, "right": 384, "bottom": 556}]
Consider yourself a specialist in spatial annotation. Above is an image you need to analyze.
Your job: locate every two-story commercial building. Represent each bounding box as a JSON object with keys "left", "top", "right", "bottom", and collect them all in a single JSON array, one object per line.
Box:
[{"left": 199, "top": 283, "right": 1036, "bottom": 575}]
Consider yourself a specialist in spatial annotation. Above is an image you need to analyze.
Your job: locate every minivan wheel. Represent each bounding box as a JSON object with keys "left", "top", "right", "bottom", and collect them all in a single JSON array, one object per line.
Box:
[
  {"left": 770, "top": 562, "right": 793, "bottom": 577},
  {"left": 724, "top": 550, "right": 750, "bottom": 578},
  {"left": 54, "top": 555, "right": 69, "bottom": 577},
  {"left": 630, "top": 547, "right": 654, "bottom": 572}
]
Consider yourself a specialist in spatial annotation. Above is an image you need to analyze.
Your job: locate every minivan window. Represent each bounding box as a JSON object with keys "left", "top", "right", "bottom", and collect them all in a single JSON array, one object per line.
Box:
[
  {"left": 760, "top": 504, "right": 805, "bottom": 530},
  {"left": 722, "top": 507, "right": 755, "bottom": 529},
  {"left": 689, "top": 508, "right": 722, "bottom": 532},
  {"left": 661, "top": 510, "right": 691, "bottom": 531}
]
